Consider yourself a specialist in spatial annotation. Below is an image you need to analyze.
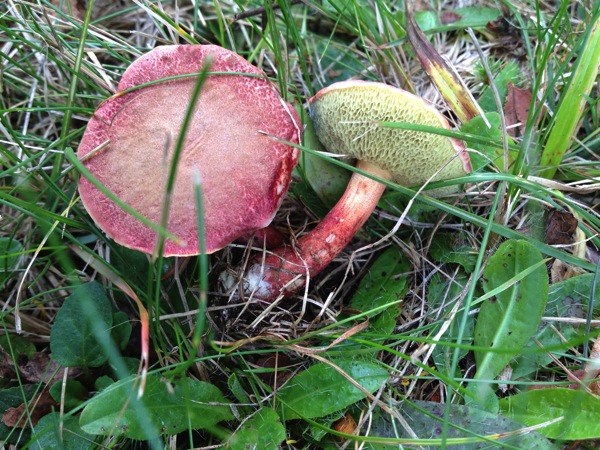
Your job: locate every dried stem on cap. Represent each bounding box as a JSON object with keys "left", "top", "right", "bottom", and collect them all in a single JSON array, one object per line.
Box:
[{"left": 238, "top": 80, "right": 471, "bottom": 302}]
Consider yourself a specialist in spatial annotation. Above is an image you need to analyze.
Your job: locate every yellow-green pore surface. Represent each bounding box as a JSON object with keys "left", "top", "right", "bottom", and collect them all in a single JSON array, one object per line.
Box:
[{"left": 310, "top": 81, "right": 469, "bottom": 189}]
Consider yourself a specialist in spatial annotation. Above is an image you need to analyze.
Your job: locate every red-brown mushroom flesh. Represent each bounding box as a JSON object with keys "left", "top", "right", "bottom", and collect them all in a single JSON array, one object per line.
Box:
[{"left": 78, "top": 45, "right": 301, "bottom": 256}]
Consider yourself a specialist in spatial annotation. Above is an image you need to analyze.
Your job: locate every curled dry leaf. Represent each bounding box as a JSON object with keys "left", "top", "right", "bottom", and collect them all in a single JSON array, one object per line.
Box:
[
  {"left": 333, "top": 412, "right": 358, "bottom": 440},
  {"left": 504, "top": 83, "right": 533, "bottom": 138},
  {"left": 2, "top": 391, "right": 55, "bottom": 428},
  {"left": 19, "top": 352, "right": 80, "bottom": 385},
  {"left": 544, "top": 208, "right": 578, "bottom": 246},
  {"left": 440, "top": 11, "right": 462, "bottom": 25}
]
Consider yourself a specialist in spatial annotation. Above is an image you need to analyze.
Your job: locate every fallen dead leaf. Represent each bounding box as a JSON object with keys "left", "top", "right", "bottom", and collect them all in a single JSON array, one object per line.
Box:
[
  {"left": 504, "top": 83, "right": 533, "bottom": 137},
  {"left": 333, "top": 412, "right": 357, "bottom": 440},
  {"left": 440, "top": 11, "right": 462, "bottom": 25},
  {"left": 545, "top": 208, "right": 578, "bottom": 246},
  {"left": 18, "top": 352, "right": 61, "bottom": 384},
  {"left": 2, "top": 391, "right": 55, "bottom": 428},
  {"left": 0, "top": 348, "right": 15, "bottom": 379}
]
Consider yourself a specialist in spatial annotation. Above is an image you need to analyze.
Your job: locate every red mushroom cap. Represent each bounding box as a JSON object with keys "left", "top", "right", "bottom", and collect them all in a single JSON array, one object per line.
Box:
[{"left": 78, "top": 45, "right": 301, "bottom": 256}]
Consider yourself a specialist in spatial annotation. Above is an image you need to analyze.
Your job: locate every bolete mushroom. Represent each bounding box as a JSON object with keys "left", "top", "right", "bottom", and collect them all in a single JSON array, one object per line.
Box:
[
  {"left": 78, "top": 45, "right": 301, "bottom": 256},
  {"left": 240, "top": 80, "right": 472, "bottom": 301}
]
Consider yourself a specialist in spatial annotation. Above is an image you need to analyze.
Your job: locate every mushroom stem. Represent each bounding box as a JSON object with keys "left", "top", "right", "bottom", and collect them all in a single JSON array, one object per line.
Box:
[{"left": 244, "top": 160, "right": 391, "bottom": 301}]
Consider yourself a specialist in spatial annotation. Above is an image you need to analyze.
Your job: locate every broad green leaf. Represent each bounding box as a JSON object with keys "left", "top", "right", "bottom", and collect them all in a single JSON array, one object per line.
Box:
[
  {"left": 80, "top": 374, "right": 234, "bottom": 440},
  {"left": 547, "top": 273, "right": 600, "bottom": 315},
  {"left": 32, "top": 412, "right": 95, "bottom": 450},
  {"left": 290, "top": 180, "right": 330, "bottom": 218},
  {"left": 94, "top": 375, "right": 114, "bottom": 391},
  {"left": 278, "top": 359, "right": 388, "bottom": 420},
  {"left": 429, "top": 233, "right": 477, "bottom": 271},
  {"left": 228, "top": 373, "right": 251, "bottom": 405},
  {"left": 428, "top": 272, "right": 474, "bottom": 374},
  {"left": 478, "top": 61, "right": 521, "bottom": 112},
  {"left": 312, "top": 35, "right": 370, "bottom": 87},
  {"left": 513, "top": 273, "right": 599, "bottom": 379},
  {"left": 370, "top": 306, "right": 399, "bottom": 335},
  {"left": 301, "top": 151, "right": 351, "bottom": 210},
  {"left": 469, "top": 240, "right": 549, "bottom": 410},
  {"left": 460, "top": 113, "right": 515, "bottom": 172},
  {"left": 109, "top": 246, "right": 150, "bottom": 292},
  {"left": 228, "top": 408, "right": 286, "bottom": 450},
  {"left": 0, "top": 385, "right": 36, "bottom": 444},
  {"left": 300, "top": 98, "right": 352, "bottom": 210},
  {"left": 308, "top": 415, "right": 342, "bottom": 443},
  {"left": 49, "top": 380, "right": 87, "bottom": 412},
  {"left": 414, "top": 10, "right": 439, "bottom": 31},
  {"left": 50, "top": 282, "right": 113, "bottom": 368},
  {"left": 364, "top": 399, "right": 556, "bottom": 449},
  {"left": 511, "top": 325, "right": 580, "bottom": 380},
  {"left": 350, "top": 248, "right": 409, "bottom": 317},
  {"left": 0, "top": 237, "right": 23, "bottom": 287},
  {"left": 0, "top": 333, "right": 36, "bottom": 360},
  {"left": 499, "top": 388, "right": 600, "bottom": 440},
  {"left": 441, "top": 7, "right": 502, "bottom": 30}
]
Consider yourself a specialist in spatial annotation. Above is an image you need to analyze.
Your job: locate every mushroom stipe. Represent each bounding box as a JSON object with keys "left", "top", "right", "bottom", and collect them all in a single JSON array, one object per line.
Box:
[{"left": 236, "top": 81, "right": 472, "bottom": 302}]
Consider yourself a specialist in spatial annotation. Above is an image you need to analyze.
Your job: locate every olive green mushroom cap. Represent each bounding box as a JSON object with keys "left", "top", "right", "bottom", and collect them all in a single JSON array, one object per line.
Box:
[{"left": 310, "top": 80, "right": 471, "bottom": 191}]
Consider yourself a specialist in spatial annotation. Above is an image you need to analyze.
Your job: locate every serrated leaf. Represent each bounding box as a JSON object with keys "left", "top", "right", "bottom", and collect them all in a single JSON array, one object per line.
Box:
[
  {"left": 32, "top": 412, "right": 95, "bottom": 450},
  {"left": 350, "top": 248, "right": 409, "bottom": 317},
  {"left": 228, "top": 408, "right": 286, "bottom": 450},
  {"left": 278, "top": 359, "right": 388, "bottom": 420},
  {"left": 499, "top": 388, "right": 600, "bottom": 440},
  {"left": 469, "top": 240, "right": 548, "bottom": 410},
  {"left": 365, "top": 399, "right": 556, "bottom": 449},
  {"left": 80, "top": 374, "right": 234, "bottom": 440},
  {"left": 50, "top": 282, "right": 113, "bottom": 368}
]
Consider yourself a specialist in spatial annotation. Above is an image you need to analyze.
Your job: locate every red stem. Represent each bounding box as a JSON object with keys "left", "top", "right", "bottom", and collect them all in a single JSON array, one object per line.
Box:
[{"left": 243, "top": 160, "right": 390, "bottom": 301}]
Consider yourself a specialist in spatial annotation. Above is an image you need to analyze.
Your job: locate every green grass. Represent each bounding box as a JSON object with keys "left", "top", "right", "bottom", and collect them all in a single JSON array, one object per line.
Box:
[{"left": 1, "top": 0, "right": 599, "bottom": 449}]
